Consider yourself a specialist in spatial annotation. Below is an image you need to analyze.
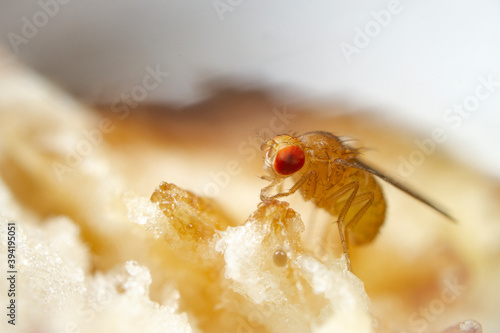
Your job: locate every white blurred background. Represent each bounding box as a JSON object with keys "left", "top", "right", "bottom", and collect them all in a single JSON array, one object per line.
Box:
[{"left": 0, "top": 0, "right": 499, "bottom": 177}]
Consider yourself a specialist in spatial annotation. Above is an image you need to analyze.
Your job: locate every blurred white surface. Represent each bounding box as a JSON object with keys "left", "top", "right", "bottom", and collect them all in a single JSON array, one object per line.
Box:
[{"left": 0, "top": 0, "right": 499, "bottom": 177}]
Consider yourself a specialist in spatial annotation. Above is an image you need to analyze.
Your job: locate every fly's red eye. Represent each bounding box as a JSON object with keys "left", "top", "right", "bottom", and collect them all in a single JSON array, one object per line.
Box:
[{"left": 274, "top": 146, "right": 305, "bottom": 175}]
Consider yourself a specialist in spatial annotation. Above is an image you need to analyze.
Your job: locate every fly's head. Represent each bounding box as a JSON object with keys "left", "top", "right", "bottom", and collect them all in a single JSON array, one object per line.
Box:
[{"left": 261, "top": 135, "right": 306, "bottom": 182}]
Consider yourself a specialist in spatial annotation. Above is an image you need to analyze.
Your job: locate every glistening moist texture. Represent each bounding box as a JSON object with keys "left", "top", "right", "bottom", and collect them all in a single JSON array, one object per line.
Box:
[{"left": 0, "top": 50, "right": 498, "bottom": 332}]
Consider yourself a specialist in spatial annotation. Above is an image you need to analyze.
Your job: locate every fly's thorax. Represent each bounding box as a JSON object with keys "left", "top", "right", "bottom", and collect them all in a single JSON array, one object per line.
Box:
[
  {"left": 298, "top": 131, "right": 347, "bottom": 160},
  {"left": 288, "top": 157, "right": 345, "bottom": 202}
]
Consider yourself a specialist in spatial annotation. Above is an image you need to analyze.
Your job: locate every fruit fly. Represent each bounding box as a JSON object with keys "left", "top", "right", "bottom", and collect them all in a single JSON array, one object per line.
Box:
[{"left": 260, "top": 131, "right": 454, "bottom": 271}]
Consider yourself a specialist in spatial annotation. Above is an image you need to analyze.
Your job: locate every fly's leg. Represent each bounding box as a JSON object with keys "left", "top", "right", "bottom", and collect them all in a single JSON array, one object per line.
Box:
[
  {"left": 261, "top": 171, "right": 316, "bottom": 201},
  {"left": 325, "top": 182, "right": 359, "bottom": 271},
  {"left": 325, "top": 181, "right": 373, "bottom": 271},
  {"left": 260, "top": 177, "right": 279, "bottom": 201},
  {"left": 343, "top": 192, "right": 374, "bottom": 247}
]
